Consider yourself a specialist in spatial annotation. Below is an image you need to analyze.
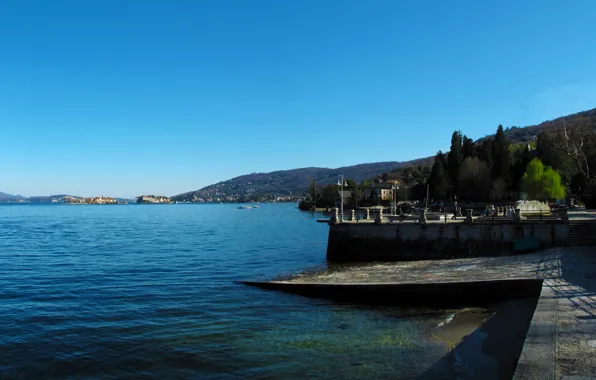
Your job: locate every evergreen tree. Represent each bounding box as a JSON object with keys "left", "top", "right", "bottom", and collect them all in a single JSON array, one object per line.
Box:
[
  {"left": 491, "top": 125, "right": 511, "bottom": 180},
  {"left": 477, "top": 139, "right": 493, "bottom": 169},
  {"left": 447, "top": 131, "right": 463, "bottom": 195},
  {"left": 308, "top": 181, "right": 319, "bottom": 202},
  {"left": 344, "top": 179, "right": 357, "bottom": 190},
  {"left": 321, "top": 184, "right": 340, "bottom": 207},
  {"left": 512, "top": 145, "right": 534, "bottom": 193},
  {"left": 429, "top": 153, "right": 448, "bottom": 200},
  {"left": 462, "top": 135, "right": 475, "bottom": 159},
  {"left": 536, "top": 132, "right": 558, "bottom": 168},
  {"left": 436, "top": 150, "right": 448, "bottom": 169}
]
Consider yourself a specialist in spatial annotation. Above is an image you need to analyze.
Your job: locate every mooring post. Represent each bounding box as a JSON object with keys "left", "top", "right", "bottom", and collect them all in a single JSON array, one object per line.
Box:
[
  {"left": 365, "top": 209, "right": 370, "bottom": 220},
  {"left": 514, "top": 208, "right": 522, "bottom": 222},
  {"left": 374, "top": 208, "right": 383, "bottom": 223},
  {"left": 419, "top": 209, "right": 427, "bottom": 224},
  {"left": 351, "top": 209, "right": 355, "bottom": 222},
  {"left": 465, "top": 209, "right": 473, "bottom": 224}
]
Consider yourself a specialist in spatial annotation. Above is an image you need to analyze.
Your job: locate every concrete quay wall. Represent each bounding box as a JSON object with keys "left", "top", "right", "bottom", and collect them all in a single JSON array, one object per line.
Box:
[{"left": 326, "top": 222, "right": 569, "bottom": 261}]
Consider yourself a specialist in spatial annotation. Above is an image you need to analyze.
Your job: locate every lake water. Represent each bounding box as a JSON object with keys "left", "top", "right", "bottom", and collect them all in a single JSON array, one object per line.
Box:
[{"left": 1, "top": 203, "right": 473, "bottom": 379}]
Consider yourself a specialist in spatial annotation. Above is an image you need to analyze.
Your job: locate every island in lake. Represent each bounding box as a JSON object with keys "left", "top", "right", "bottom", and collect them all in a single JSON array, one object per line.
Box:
[
  {"left": 64, "top": 196, "right": 125, "bottom": 204},
  {"left": 135, "top": 195, "right": 173, "bottom": 204}
]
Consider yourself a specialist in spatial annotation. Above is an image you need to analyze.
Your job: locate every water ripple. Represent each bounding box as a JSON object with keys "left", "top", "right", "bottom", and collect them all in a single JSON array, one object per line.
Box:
[{"left": 0, "top": 204, "right": 453, "bottom": 379}]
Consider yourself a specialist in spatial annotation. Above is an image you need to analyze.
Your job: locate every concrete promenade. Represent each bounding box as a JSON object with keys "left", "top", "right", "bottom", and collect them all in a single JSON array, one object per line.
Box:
[
  {"left": 250, "top": 248, "right": 596, "bottom": 379},
  {"left": 513, "top": 248, "right": 596, "bottom": 380}
]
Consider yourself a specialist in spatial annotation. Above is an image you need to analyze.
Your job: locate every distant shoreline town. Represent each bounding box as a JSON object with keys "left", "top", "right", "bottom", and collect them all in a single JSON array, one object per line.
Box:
[{"left": 0, "top": 193, "right": 301, "bottom": 205}]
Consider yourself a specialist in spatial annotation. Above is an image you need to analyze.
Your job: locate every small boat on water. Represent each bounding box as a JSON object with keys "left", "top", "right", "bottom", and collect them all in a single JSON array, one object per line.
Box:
[
  {"left": 252, "top": 205, "right": 260, "bottom": 208},
  {"left": 237, "top": 205, "right": 252, "bottom": 209}
]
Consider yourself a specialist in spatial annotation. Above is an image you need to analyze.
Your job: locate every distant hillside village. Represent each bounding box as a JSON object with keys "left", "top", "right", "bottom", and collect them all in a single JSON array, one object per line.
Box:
[
  {"left": 299, "top": 178, "right": 401, "bottom": 210},
  {"left": 172, "top": 189, "right": 298, "bottom": 204}
]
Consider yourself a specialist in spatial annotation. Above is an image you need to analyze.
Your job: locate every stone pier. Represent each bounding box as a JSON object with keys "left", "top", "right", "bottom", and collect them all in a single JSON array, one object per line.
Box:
[{"left": 326, "top": 220, "right": 569, "bottom": 261}]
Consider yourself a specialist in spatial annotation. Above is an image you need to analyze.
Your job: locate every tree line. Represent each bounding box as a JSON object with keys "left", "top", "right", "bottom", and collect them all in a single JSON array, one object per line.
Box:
[
  {"left": 311, "top": 119, "right": 596, "bottom": 207},
  {"left": 424, "top": 123, "right": 595, "bottom": 204},
  {"left": 303, "top": 121, "right": 596, "bottom": 208}
]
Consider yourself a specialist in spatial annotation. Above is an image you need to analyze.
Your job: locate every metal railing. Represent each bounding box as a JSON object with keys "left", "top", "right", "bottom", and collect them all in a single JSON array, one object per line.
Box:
[{"left": 333, "top": 207, "right": 568, "bottom": 224}]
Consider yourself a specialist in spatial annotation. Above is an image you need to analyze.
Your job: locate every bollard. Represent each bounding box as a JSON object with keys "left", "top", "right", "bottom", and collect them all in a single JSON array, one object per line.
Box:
[
  {"left": 365, "top": 209, "right": 370, "bottom": 220},
  {"left": 375, "top": 208, "right": 384, "bottom": 223},
  {"left": 419, "top": 209, "right": 427, "bottom": 224},
  {"left": 351, "top": 209, "right": 355, "bottom": 222},
  {"left": 330, "top": 208, "right": 339, "bottom": 224},
  {"left": 465, "top": 209, "right": 473, "bottom": 224},
  {"left": 514, "top": 208, "right": 522, "bottom": 222}
]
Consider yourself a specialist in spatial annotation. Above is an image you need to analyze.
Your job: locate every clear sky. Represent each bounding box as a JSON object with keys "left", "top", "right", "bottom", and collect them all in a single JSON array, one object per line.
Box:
[{"left": 1, "top": 0, "right": 596, "bottom": 198}]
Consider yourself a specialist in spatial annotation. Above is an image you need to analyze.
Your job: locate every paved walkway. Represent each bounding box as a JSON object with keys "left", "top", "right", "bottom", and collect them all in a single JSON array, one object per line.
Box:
[
  {"left": 514, "top": 248, "right": 596, "bottom": 380},
  {"left": 279, "top": 248, "right": 596, "bottom": 379}
]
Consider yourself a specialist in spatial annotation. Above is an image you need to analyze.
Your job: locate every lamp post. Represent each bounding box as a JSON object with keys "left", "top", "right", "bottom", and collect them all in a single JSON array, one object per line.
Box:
[
  {"left": 390, "top": 181, "right": 399, "bottom": 216},
  {"left": 337, "top": 174, "right": 347, "bottom": 222},
  {"left": 578, "top": 185, "right": 581, "bottom": 206},
  {"left": 355, "top": 183, "right": 359, "bottom": 222}
]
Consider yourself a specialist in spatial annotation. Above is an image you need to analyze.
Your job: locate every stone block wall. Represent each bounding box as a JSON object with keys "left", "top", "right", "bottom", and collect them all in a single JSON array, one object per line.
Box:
[{"left": 326, "top": 222, "right": 569, "bottom": 261}]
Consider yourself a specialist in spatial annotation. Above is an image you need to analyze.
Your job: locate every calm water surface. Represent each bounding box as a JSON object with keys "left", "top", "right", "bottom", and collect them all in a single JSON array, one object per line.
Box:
[{"left": 1, "top": 204, "right": 458, "bottom": 379}]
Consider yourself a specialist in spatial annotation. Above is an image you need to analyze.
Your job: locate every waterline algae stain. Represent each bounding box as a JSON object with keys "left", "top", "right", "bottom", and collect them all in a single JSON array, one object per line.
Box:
[{"left": 1, "top": 204, "right": 508, "bottom": 379}]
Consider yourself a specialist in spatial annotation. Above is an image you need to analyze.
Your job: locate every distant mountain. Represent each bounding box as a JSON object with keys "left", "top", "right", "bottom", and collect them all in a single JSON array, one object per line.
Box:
[
  {"left": 173, "top": 107, "right": 596, "bottom": 202},
  {"left": 4, "top": 108, "right": 596, "bottom": 204},
  {"left": 0, "top": 193, "right": 135, "bottom": 204},
  {"left": 28, "top": 195, "right": 72, "bottom": 203},
  {"left": 478, "top": 107, "right": 596, "bottom": 143},
  {"left": 0, "top": 191, "right": 27, "bottom": 202},
  {"left": 172, "top": 157, "right": 432, "bottom": 202}
]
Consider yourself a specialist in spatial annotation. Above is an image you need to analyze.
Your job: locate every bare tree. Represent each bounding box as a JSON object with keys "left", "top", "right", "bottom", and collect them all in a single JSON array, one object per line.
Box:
[{"left": 552, "top": 121, "right": 596, "bottom": 191}]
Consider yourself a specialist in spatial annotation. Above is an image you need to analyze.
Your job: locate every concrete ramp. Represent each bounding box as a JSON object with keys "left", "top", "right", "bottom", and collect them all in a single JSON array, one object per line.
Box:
[{"left": 243, "top": 248, "right": 596, "bottom": 378}]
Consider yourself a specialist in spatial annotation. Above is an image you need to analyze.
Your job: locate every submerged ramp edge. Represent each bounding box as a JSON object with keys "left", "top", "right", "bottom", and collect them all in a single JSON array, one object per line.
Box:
[{"left": 241, "top": 278, "right": 544, "bottom": 308}]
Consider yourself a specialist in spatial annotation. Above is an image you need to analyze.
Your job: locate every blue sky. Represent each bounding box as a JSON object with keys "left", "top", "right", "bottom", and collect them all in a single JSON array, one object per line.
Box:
[{"left": 1, "top": 0, "right": 596, "bottom": 198}]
